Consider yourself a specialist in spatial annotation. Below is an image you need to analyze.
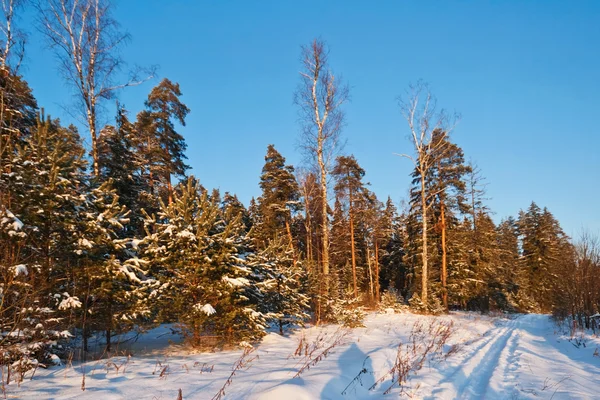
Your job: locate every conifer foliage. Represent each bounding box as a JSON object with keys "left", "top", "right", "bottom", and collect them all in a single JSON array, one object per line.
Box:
[{"left": 140, "top": 177, "right": 267, "bottom": 346}]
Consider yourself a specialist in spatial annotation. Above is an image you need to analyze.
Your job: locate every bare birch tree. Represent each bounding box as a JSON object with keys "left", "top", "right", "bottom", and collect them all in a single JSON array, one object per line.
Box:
[
  {"left": 0, "top": 0, "right": 25, "bottom": 73},
  {"left": 398, "top": 81, "right": 458, "bottom": 309},
  {"left": 294, "top": 39, "right": 349, "bottom": 281},
  {"left": 37, "top": 0, "right": 154, "bottom": 176}
]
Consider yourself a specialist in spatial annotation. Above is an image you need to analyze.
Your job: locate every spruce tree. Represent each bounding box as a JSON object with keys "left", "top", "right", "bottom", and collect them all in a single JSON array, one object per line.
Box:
[
  {"left": 518, "top": 203, "right": 571, "bottom": 312},
  {"left": 496, "top": 217, "right": 521, "bottom": 310}
]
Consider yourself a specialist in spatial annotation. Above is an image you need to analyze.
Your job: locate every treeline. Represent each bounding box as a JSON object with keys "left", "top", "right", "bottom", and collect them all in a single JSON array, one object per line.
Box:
[{"left": 0, "top": 0, "right": 598, "bottom": 380}]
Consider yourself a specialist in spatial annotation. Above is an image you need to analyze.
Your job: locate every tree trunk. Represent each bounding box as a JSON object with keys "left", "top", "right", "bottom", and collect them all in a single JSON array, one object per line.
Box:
[
  {"left": 105, "top": 328, "right": 112, "bottom": 353},
  {"left": 167, "top": 175, "right": 173, "bottom": 205},
  {"left": 374, "top": 240, "right": 380, "bottom": 303},
  {"left": 367, "top": 246, "right": 374, "bottom": 301},
  {"left": 87, "top": 108, "right": 99, "bottom": 176},
  {"left": 106, "top": 297, "right": 113, "bottom": 352},
  {"left": 318, "top": 149, "right": 329, "bottom": 276},
  {"left": 347, "top": 169, "right": 358, "bottom": 299},
  {"left": 285, "top": 219, "right": 297, "bottom": 266},
  {"left": 304, "top": 194, "right": 312, "bottom": 265},
  {"left": 350, "top": 204, "right": 358, "bottom": 299},
  {"left": 420, "top": 172, "right": 429, "bottom": 308},
  {"left": 441, "top": 201, "right": 448, "bottom": 312}
]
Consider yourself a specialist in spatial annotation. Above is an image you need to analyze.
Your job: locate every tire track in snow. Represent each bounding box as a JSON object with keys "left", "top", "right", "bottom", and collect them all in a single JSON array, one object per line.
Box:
[
  {"left": 425, "top": 317, "right": 520, "bottom": 399},
  {"left": 498, "top": 322, "right": 522, "bottom": 397},
  {"left": 456, "top": 318, "right": 518, "bottom": 399}
]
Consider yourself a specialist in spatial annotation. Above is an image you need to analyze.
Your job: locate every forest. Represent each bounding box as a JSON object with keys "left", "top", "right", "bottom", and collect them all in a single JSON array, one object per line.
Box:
[{"left": 0, "top": 0, "right": 598, "bottom": 384}]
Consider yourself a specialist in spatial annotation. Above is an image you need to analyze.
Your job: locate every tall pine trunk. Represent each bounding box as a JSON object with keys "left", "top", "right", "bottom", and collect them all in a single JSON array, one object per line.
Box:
[
  {"left": 347, "top": 168, "right": 358, "bottom": 299},
  {"left": 367, "top": 245, "right": 374, "bottom": 301},
  {"left": 285, "top": 219, "right": 297, "bottom": 265},
  {"left": 420, "top": 172, "right": 429, "bottom": 307},
  {"left": 374, "top": 241, "right": 380, "bottom": 303},
  {"left": 441, "top": 201, "right": 448, "bottom": 312}
]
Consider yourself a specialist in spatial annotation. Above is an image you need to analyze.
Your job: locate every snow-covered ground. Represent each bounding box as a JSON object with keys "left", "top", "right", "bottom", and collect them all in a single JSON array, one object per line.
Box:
[{"left": 8, "top": 312, "right": 600, "bottom": 399}]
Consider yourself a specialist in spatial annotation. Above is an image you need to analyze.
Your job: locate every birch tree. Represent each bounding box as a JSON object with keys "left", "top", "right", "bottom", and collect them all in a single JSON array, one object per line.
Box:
[
  {"left": 37, "top": 0, "right": 153, "bottom": 176},
  {"left": 294, "top": 39, "right": 349, "bottom": 281},
  {"left": 398, "top": 82, "right": 458, "bottom": 309},
  {"left": 0, "top": 0, "right": 25, "bottom": 72}
]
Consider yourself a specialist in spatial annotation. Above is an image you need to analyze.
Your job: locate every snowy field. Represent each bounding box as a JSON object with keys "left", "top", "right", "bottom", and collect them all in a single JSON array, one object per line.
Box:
[{"left": 7, "top": 312, "right": 600, "bottom": 399}]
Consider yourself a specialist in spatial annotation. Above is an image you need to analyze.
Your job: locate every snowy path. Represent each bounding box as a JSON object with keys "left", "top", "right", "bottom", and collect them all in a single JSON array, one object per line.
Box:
[
  {"left": 424, "top": 318, "right": 521, "bottom": 399},
  {"left": 8, "top": 313, "right": 600, "bottom": 399},
  {"left": 420, "top": 314, "right": 600, "bottom": 399}
]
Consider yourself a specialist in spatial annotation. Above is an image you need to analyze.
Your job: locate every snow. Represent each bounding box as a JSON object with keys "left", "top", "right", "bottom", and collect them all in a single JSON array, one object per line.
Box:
[
  {"left": 58, "top": 293, "right": 82, "bottom": 310},
  {"left": 12, "top": 264, "right": 28, "bottom": 276},
  {"left": 176, "top": 229, "right": 196, "bottom": 240},
  {"left": 78, "top": 238, "right": 93, "bottom": 248},
  {"left": 2, "top": 209, "right": 24, "bottom": 231},
  {"left": 223, "top": 276, "right": 250, "bottom": 287},
  {"left": 194, "top": 303, "right": 216, "bottom": 316},
  {"left": 7, "top": 312, "right": 600, "bottom": 399}
]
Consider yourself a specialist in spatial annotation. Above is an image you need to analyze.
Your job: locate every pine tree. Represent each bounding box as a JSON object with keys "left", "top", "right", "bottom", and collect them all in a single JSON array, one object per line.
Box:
[
  {"left": 428, "top": 131, "right": 470, "bottom": 311},
  {"left": 379, "top": 198, "right": 408, "bottom": 300},
  {"left": 518, "top": 203, "right": 571, "bottom": 312},
  {"left": 140, "top": 177, "right": 266, "bottom": 346},
  {"left": 98, "top": 104, "right": 149, "bottom": 235},
  {"left": 250, "top": 146, "right": 309, "bottom": 332},
  {"left": 73, "top": 181, "right": 159, "bottom": 351},
  {"left": 0, "top": 71, "right": 37, "bottom": 173},
  {"left": 407, "top": 129, "right": 470, "bottom": 311},
  {"left": 332, "top": 155, "right": 369, "bottom": 299},
  {"left": 330, "top": 198, "right": 351, "bottom": 297},
  {"left": 253, "top": 145, "right": 302, "bottom": 252},
  {"left": 136, "top": 78, "right": 190, "bottom": 204},
  {"left": 248, "top": 237, "right": 309, "bottom": 335},
  {"left": 0, "top": 113, "right": 87, "bottom": 371},
  {"left": 496, "top": 217, "right": 521, "bottom": 310}
]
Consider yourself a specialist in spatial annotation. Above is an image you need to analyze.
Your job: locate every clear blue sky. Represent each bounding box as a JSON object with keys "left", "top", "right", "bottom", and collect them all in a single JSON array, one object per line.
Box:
[{"left": 20, "top": 1, "right": 600, "bottom": 237}]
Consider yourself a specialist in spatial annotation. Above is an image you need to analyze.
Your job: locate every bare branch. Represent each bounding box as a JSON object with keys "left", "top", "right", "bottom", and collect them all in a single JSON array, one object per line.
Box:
[{"left": 36, "top": 0, "right": 154, "bottom": 175}]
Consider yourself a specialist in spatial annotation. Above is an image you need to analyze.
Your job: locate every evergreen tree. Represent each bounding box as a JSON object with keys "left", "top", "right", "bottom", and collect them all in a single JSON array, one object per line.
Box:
[
  {"left": 253, "top": 145, "right": 302, "bottom": 252},
  {"left": 330, "top": 198, "right": 351, "bottom": 297},
  {"left": 250, "top": 147, "right": 309, "bottom": 332},
  {"left": 136, "top": 78, "right": 190, "bottom": 204},
  {"left": 0, "top": 72, "right": 37, "bottom": 172},
  {"left": 407, "top": 129, "right": 470, "bottom": 312},
  {"left": 379, "top": 198, "right": 408, "bottom": 300},
  {"left": 518, "top": 203, "right": 571, "bottom": 312},
  {"left": 249, "top": 237, "right": 309, "bottom": 335},
  {"left": 332, "top": 155, "right": 370, "bottom": 299},
  {"left": 98, "top": 104, "right": 149, "bottom": 235},
  {"left": 496, "top": 217, "right": 521, "bottom": 310},
  {"left": 0, "top": 114, "right": 86, "bottom": 371},
  {"left": 73, "top": 181, "right": 159, "bottom": 351},
  {"left": 140, "top": 177, "right": 266, "bottom": 346}
]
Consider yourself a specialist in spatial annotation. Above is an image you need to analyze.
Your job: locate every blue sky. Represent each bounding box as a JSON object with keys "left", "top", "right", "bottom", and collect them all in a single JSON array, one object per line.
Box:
[{"left": 20, "top": 1, "right": 600, "bottom": 236}]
